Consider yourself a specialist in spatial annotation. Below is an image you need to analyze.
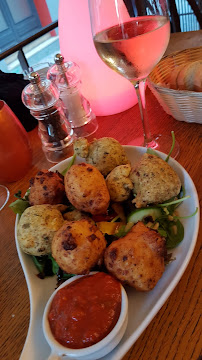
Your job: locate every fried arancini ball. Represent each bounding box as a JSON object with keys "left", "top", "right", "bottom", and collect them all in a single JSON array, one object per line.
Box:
[
  {"left": 63, "top": 209, "right": 91, "bottom": 221},
  {"left": 28, "top": 170, "right": 65, "bottom": 206},
  {"left": 130, "top": 154, "right": 181, "bottom": 208},
  {"left": 17, "top": 205, "right": 64, "bottom": 256},
  {"left": 52, "top": 219, "right": 107, "bottom": 274},
  {"left": 73, "top": 137, "right": 89, "bottom": 158},
  {"left": 64, "top": 163, "right": 110, "bottom": 215},
  {"left": 106, "top": 164, "right": 133, "bottom": 202},
  {"left": 74, "top": 137, "right": 129, "bottom": 176},
  {"left": 104, "top": 222, "right": 166, "bottom": 291}
]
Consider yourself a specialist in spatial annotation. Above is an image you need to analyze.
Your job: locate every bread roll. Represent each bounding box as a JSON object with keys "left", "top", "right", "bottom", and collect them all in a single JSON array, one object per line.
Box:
[
  {"left": 169, "top": 60, "right": 202, "bottom": 92},
  {"left": 169, "top": 63, "right": 186, "bottom": 90},
  {"left": 193, "top": 61, "right": 202, "bottom": 92},
  {"left": 177, "top": 60, "right": 202, "bottom": 91}
]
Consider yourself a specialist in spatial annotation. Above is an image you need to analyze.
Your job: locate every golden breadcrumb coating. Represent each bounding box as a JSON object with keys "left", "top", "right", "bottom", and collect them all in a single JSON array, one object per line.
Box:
[
  {"left": 130, "top": 153, "right": 181, "bottom": 208},
  {"left": 28, "top": 170, "right": 65, "bottom": 206},
  {"left": 64, "top": 163, "right": 110, "bottom": 215},
  {"left": 52, "top": 219, "right": 106, "bottom": 274},
  {"left": 106, "top": 164, "right": 133, "bottom": 202},
  {"left": 17, "top": 205, "right": 64, "bottom": 256},
  {"left": 63, "top": 209, "right": 91, "bottom": 221},
  {"left": 74, "top": 137, "right": 129, "bottom": 176},
  {"left": 73, "top": 137, "right": 89, "bottom": 158},
  {"left": 104, "top": 222, "right": 166, "bottom": 291}
]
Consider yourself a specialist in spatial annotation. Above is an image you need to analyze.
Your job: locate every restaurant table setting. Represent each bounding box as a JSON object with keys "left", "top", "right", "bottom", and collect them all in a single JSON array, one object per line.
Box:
[{"left": 0, "top": 2, "right": 202, "bottom": 358}]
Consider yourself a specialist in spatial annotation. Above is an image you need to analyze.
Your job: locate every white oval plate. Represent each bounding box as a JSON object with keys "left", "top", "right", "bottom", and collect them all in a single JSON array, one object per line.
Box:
[{"left": 15, "top": 146, "right": 200, "bottom": 360}]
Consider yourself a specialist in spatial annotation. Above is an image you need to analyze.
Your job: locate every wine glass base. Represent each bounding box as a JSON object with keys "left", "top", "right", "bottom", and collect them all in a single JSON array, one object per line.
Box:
[
  {"left": 128, "top": 134, "right": 180, "bottom": 159},
  {"left": 0, "top": 185, "right": 10, "bottom": 211}
]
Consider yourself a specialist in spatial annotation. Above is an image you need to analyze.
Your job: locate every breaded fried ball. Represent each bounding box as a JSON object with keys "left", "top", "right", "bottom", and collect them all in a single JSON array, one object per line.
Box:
[
  {"left": 29, "top": 170, "right": 65, "bottom": 206},
  {"left": 63, "top": 209, "right": 91, "bottom": 221},
  {"left": 64, "top": 163, "right": 110, "bottom": 215},
  {"left": 52, "top": 219, "right": 107, "bottom": 274},
  {"left": 17, "top": 205, "right": 64, "bottom": 256},
  {"left": 104, "top": 222, "right": 166, "bottom": 291},
  {"left": 130, "top": 154, "right": 181, "bottom": 208},
  {"left": 74, "top": 137, "right": 129, "bottom": 176},
  {"left": 106, "top": 164, "right": 133, "bottom": 202},
  {"left": 73, "top": 137, "right": 89, "bottom": 158}
]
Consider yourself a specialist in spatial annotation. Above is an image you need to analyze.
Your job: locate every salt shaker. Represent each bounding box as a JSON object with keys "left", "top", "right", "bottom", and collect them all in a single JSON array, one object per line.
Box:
[
  {"left": 47, "top": 54, "right": 98, "bottom": 138},
  {"left": 22, "top": 71, "right": 75, "bottom": 163}
]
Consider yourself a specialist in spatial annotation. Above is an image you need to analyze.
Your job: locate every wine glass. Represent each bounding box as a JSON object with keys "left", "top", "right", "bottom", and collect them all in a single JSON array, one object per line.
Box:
[
  {"left": 0, "top": 185, "right": 10, "bottom": 211},
  {"left": 88, "top": 0, "right": 179, "bottom": 157}
]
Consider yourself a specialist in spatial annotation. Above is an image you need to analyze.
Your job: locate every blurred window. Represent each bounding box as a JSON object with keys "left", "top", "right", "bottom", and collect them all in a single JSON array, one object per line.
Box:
[
  {"left": 176, "top": 0, "right": 200, "bottom": 31},
  {"left": 0, "top": 9, "right": 8, "bottom": 31},
  {"left": 6, "top": 0, "right": 32, "bottom": 23}
]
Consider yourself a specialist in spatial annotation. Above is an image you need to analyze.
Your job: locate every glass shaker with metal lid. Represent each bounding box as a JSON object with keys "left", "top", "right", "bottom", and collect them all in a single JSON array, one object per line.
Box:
[
  {"left": 22, "top": 71, "right": 75, "bottom": 163},
  {"left": 47, "top": 54, "right": 98, "bottom": 138}
]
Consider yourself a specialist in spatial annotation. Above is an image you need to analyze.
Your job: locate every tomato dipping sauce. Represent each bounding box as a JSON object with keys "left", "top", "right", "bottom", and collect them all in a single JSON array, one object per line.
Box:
[{"left": 48, "top": 272, "right": 122, "bottom": 349}]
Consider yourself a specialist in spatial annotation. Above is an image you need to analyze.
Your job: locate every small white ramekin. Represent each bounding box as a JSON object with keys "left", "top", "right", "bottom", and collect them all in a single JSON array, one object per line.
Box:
[{"left": 43, "top": 272, "right": 128, "bottom": 360}]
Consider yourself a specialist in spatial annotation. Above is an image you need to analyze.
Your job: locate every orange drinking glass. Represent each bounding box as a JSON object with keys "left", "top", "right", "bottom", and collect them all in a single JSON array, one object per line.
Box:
[{"left": 0, "top": 100, "right": 32, "bottom": 183}]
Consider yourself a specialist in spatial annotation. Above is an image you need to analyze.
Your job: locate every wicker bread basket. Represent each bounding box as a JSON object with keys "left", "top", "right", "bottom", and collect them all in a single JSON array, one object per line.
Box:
[{"left": 148, "top": 47, "right": 202, "bottom": 124}]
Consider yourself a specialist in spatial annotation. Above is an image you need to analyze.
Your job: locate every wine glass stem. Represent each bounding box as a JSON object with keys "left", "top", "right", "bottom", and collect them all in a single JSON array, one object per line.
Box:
[{"left": 134, "top": 80, "right": 154, "bottom": 147}]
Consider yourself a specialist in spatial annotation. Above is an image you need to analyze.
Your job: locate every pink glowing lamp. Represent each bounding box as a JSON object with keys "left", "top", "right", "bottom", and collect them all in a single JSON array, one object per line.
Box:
[{"left": 58, "top": 0, "right": 137, "bottom": 116}]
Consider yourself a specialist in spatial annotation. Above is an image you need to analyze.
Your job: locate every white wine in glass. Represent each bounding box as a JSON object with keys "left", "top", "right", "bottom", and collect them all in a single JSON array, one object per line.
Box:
[{"left": 88, "top": 0, "right": 179, "bottom": 157}]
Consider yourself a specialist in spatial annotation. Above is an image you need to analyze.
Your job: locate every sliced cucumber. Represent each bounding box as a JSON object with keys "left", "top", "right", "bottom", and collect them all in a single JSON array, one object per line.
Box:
[{"left": 127, "top": 207, "right": 162, "bottom": 224}]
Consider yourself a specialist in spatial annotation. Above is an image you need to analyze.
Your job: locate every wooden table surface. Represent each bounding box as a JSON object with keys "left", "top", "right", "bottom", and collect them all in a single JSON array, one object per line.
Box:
[{"left": 0, "top": 31, "right": 201, "bottom": 360}]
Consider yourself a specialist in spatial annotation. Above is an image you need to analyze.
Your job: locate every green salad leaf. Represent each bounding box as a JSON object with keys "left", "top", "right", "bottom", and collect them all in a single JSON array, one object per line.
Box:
[
  {"left": 9, "top": 189, "right": 30, "bottom": 215},
  {"left": 146, "top": 148, "right": 160, "bottom": 157},
  {"left": 165, "top": 131, "right": 175, "bottom": 162},
  {"left": 157, "top": 228, "right": 168, "bottom": 238},
  {"left": 9, "top": 199, "right": 29, "bottom": 215},
  {"left": 32, "top": 254, "right": 74, "bottom": 283},
  {"left": 61, "top": 154, "right": 76, "bottom": 176},
  {"left": 125, "top": 182, "right": 197, "bottom": 249},
  {"left": 114, "top": 225, "right": 129, "bottom": 238},
  {"left": 32, "top": 255, "right": 55, "bottom": 278},
  {"left": 157, "top": 218, "right": 184, "bottom": 249},
  {"left": 32, "top": 255, "right": 45, "bottom": 274},
  {"left": 48, "top": 254, "right": 59, "bottom": 275},
  {"left": 157, "top": 195, "right": 190, "bottom": 209}
]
